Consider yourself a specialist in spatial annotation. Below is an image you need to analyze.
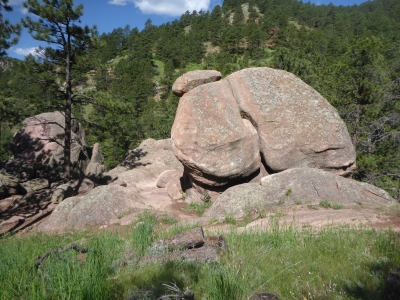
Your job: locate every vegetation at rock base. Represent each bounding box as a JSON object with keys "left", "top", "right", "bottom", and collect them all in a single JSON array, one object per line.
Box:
[
  {"left": 1, "top": 213, "right": 400, "bottom": 299},
  {"left": 1, "top": 0, "right": 400, "bottom": 196}
]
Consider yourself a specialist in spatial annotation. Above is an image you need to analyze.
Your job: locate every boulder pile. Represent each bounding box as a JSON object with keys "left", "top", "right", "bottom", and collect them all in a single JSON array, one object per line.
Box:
[
  {"left": 172, "top": 67, "right": 356, "bottom": 195},
  {"left": 0, "top": 112, "right": 108, "bottom": 233}
]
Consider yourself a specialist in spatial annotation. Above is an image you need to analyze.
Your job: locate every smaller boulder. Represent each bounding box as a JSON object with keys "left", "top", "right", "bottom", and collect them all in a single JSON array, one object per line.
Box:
[
  {"left": 172, "top": 70, "right": 222, "bottom": 96},
  {"left": 156, "top": 170, "right": 183, "bottom": 188},
  {"left": 0, "top": 172, "right": 21, "bottom": 198},
  {"left": 85, "top": 143, "right": 107, "bottom": 179},
  {"left": 51, "top": 183, "right": 74, "bottom": 204}
]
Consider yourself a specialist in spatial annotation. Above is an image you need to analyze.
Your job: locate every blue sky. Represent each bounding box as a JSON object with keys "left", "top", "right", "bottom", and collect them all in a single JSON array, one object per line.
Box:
[{"left": 6, "top": 0, "right": 368, "bottom": 59}]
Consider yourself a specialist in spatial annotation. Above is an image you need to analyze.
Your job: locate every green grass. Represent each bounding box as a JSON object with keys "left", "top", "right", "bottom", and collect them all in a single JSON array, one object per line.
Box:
[
  {"left": 153, "top": 59, "right": 165, "bottom": 82},
  {"left": 320, "top": 199, "right": 332, "bottom": 208},
  {"left": 1, "top": 214, "right": 400, "bottom": 299},
  {"left": 185, "top": 201, "right": 212, "bottom": 216}
]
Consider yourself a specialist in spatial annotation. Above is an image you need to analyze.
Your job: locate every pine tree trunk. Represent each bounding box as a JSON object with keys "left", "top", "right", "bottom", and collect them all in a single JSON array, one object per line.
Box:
[
  {"left": 352, "top": 103, "right": 360, "bottom": 148},
  {"left": 63, "top": 36, "right": 72, "bottom": 181}
]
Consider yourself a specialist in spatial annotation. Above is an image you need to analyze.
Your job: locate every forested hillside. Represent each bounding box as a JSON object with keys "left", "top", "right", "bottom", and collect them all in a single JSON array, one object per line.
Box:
[{"left": 1, "top": 0, "right": 399, "bottom": 197}]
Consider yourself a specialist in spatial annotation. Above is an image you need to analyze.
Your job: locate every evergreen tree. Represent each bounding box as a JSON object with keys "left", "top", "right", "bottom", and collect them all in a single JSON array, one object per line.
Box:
[
  {"left": 22, "top": 0, "right": 93, "bottom": 180},
  {"left": 0, "top": 0, "right": 21, "bottom": 56}
]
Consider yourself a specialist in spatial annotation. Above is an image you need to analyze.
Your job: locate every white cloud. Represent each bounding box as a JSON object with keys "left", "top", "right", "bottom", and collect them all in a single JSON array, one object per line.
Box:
[
  {"left": 14, "top": 47, "right": 40, "bottom": 56},
  {"left": 108, "top": 0, "right": 129, "bottom": 5},
  {"left": 8, "top": 0, "right": 24, "bottom": 5},
  {"left": 109, "top": 0, "right": 211, "bottom": 16},
  {"left": 20, "top": 7, "right": 28, "bottom": 14}
]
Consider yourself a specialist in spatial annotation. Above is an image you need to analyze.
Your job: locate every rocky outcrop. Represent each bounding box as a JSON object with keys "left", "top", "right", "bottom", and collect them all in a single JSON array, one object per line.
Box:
[
  {"left": 42, "top": 185, "right": 150, "bottom": 232},
  {"left": 172, "top": 70, "right": 222, "bottom": 96},
  {"left": 204, "top": 168, "right": 395, "bottom": 220},
  {"left": 172, "top": 80, "right": 261, "bottom": 187},
  {"left": 172, "top": 68, "right": 356, "bottom": 191},
  {"left": 4, "top": 111, "right": 90, "bottom": 181}
]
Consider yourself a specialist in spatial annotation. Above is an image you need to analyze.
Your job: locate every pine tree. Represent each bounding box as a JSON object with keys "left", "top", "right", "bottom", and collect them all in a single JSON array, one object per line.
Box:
[
  {"left": 22, "top": 0, "right": 93, "bottom": 180},
  {"left": 0, "top": 0, "right": 21, "bottom": 56}
]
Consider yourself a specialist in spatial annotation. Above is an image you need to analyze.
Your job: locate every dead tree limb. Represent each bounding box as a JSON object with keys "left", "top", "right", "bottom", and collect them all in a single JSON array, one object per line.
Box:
[{"left": 34, "top": 242, "right": 88, "bottom": 270}]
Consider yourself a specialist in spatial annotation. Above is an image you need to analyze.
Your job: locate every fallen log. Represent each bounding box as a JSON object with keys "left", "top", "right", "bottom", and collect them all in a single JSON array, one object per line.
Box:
[
  {"left": 156, "top": 227, "right": 205, "bottom": 251},
  {"left": 139, "top": 246, "right": 218, "bottom": 264}
]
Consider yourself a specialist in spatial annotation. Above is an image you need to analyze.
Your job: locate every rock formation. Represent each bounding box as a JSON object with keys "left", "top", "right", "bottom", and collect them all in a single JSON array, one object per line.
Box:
[{"left": 172, "top": 67, "right": 356, "bottom": 193}]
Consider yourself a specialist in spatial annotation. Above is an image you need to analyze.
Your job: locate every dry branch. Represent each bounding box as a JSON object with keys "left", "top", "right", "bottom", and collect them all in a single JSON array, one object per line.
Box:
[{"left": 34, "top": 242, "right": 88, "bottom": 270}]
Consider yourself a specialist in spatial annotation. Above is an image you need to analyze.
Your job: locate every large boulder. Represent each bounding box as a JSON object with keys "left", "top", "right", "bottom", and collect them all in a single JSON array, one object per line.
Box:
[
  {"left": 4, "top": 111, "right": 90, "bottom": 181},
  {"left": 204, "top": 168, "right": 395, "bottom": 220},
  {"left": 171, "top": 80, "right": 261, "bottom": 187},
  {"left": 172, "top": 70, "right": 222, "bottom": 96},
  {"left": 226, "top": 68, "right": 355, "bottom": 176},
  {"left": 41, "top": 185, "right": 150, "bottom": 232}
]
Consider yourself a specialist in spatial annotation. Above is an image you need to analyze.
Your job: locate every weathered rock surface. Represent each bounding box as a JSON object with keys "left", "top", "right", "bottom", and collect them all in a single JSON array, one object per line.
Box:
[
  {"left": 85, "top": 143, "right": 107, "bottom": 179},
  {"left": 0, "top": 172, "right": 21, "bottom": 198},
  {"left": 112, "top": 169, "right": 156, "bottom": 187},
  {"left": 172, "top": 80, "right": 261, "bottom": 186},
  {"left": 205, "top": 168, "right": 395, "bottom": 220},
  {"left": 226, "top": 67, "right": 355, "bottom": 176},
  {"left": 20, "top": 178, "right": 48, "bottom": 194},
  {"left": 260, "top": 168, "right": 393, "bottom": 206},
  {"left": 42, "top": 185, "right": 150, "bottom": 232},
  {"left": 204, "top": 183, "right": 274, "bottom": 220},
  {"left": 4, "top": 111, "right": 90, "bottom": 181},
  {"left": 172, "top": 70, "right": 222, "bottom": 96}
]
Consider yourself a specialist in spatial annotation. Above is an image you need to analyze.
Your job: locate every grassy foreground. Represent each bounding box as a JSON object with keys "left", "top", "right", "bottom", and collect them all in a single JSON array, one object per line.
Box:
[{"left": 0, "top": 214, "right": 399, "bottom": 300}]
